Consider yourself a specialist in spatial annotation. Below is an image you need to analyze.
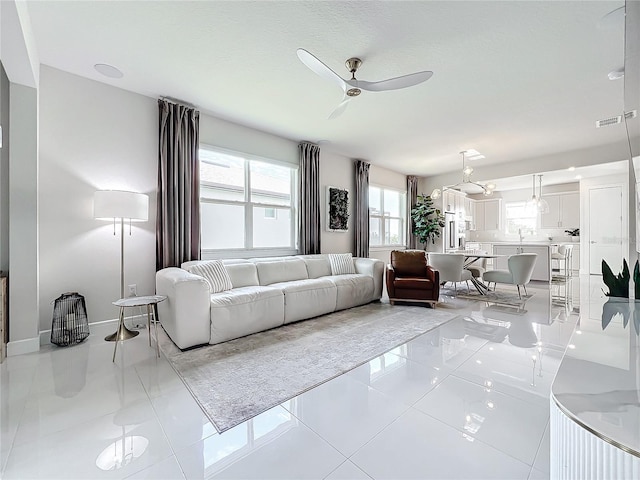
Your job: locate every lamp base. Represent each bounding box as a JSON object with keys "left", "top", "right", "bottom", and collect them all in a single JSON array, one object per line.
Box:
[{"left": 105, "top": 326, "right": 139, "bottom": 342}]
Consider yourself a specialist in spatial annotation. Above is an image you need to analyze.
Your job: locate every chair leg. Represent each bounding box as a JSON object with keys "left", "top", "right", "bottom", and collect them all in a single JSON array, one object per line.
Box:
[
  {"left": 517, "top": 285, "right": 521, "bottom": 299},
  {"left": 523, "top": 284, "right": 528, "bottom": 296},
  {"left": 466, "top": 281, "right": 470, "bottom": 293},
  {"left": 454, "top": 282, "right": 457, "bottom": 294}
]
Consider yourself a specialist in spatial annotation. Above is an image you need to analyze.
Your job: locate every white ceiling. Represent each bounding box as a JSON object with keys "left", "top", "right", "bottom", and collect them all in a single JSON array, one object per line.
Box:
[{"left": 25, "top": 0, "right": 629, "bottom": 176}]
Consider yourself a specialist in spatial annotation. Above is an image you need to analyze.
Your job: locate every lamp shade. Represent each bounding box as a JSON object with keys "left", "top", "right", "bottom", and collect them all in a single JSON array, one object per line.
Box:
[{"left": 94, "top": 190, "right": 148, "bottom": 221}]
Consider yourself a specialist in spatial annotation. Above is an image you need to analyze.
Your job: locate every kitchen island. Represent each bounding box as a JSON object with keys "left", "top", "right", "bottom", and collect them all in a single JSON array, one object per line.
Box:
[
  {"left": 550, "top": 297, "right": 640, "bottom": 479},
  {"left": 492, "top": 243, "right": 551, "bottom": 281}
]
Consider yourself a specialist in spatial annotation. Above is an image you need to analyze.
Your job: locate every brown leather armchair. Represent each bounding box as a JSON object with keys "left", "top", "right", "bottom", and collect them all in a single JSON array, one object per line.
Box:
[{"left": 386, "top": 250, "right": 439, "bottom": 307}]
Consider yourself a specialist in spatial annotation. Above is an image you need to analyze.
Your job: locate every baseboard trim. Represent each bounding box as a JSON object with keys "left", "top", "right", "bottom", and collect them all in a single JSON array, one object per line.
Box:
[
  {"left": 7, "top": 336, "right": 40, "bottom": 356},
  {"left": 39, "top": 314, "right": 147, "bottom": 345}
]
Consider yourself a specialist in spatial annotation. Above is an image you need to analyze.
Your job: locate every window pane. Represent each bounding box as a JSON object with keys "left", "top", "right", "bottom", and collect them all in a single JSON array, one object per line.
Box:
[
  {"left": 369, "top": 187, "right": 381, "bottom": 215},
  {"left": 253, "top": 207, "right": 291, "bottom": 248},
  {"left": 201, "top": 203, "right": 245, "bottom": 249},
  {"left": 370, "top": 217, "right": 381, "bottom": 245},
  {"left": 387, "top": 218, "right": 403, "bottom": 245},
  {"left": 200, "top": 150, "right": 245, "bottom": 201},
  {"left": 250, "top": 161, "right": 292, "bottom": 206},
  {"left": 384, "top": 190, "right": 402, "bottom": 217}
]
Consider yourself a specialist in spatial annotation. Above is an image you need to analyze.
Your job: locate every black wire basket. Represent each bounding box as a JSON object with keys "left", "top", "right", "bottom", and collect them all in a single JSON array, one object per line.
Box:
[{"left": 51, "top": 292, "right": 90, "bottom": 346}]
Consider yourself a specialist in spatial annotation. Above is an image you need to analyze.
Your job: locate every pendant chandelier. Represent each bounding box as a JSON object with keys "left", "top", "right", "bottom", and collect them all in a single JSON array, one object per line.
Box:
[
  {"left": 431, "top": 151, "right": 495, "bottom": 199},
  {"left": 525, "top": 174, "right": 549, "bottom": 214}
]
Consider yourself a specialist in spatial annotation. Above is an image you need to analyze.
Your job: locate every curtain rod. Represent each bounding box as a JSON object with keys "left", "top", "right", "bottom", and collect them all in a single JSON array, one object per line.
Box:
[{"left": 159, "top": 96, "right": 197, "bottom": 109}]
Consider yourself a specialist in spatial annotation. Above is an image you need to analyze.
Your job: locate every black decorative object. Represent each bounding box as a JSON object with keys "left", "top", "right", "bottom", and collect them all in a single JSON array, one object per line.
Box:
[
  {"left": 51, "top": 292, "right": 90, "bottom": 346},
  {"left": 602, "top": 258, "right": 630, "bottom": 298},
  {"left": 634, "top": 260, "right": 640, "bottom": 299},
  {"left": 327, "top": 186, "right": 349, "bottom": 231}
]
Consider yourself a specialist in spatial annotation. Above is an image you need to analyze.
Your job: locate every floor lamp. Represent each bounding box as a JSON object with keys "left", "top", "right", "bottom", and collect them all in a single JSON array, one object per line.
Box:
[{"left": 94, "top": 190, "right": 149, "bottom": 342}]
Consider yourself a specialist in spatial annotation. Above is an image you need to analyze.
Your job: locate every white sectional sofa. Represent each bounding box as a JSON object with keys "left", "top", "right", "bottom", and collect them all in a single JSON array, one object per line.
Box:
[{"left": 155, "top": 254, "right": 384, "bottom": 349}]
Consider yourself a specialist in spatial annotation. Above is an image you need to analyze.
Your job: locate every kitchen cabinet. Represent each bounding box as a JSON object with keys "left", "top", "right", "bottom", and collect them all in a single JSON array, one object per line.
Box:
[
  {"left": 443, "top": 190, "right": 454, "bottom": 212},
  {"left": 541, "top": 193, "right": 579, "bottom": 229},
  {"left": 476, "top": 199, "right": 501, "bottom": 231},
  {"left": 493, "top": 244, "right": 550, "bottom": 281}
]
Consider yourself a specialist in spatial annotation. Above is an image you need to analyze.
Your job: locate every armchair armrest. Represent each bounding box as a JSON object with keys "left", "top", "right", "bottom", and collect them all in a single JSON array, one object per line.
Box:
[
  {"left": 385, "top": 264, "right": 397, "bottom": 299},
  {"left": 426, "top": 265, "right": 439, "bottom": 284},
  {"left": 354, "top": 257, "right": 385, "bottom": 300},
  {"left": 156, "top": 267, "right": 211, "bottom": 349}
]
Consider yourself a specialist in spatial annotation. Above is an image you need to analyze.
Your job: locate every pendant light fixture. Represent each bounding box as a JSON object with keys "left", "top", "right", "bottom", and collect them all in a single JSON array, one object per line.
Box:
[
  {"left": 537, "top": 174, "right": 550, "bottom": 214},
  {"left": 430, "top": 151, "right": 495, "bottom": 199},
  {"left": 525, "top": 175, "right": 538, "bottom": 214}
]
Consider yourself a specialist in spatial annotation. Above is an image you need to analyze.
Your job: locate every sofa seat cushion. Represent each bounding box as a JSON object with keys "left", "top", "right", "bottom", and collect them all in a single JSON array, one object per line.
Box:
[
  {"left": 209, "top": 286, "right": 284, "bottom": 344},
  {"left": 483, "top": 270, "right": 513, "bottom": 284},
  {"left": 323, "top": 274, "right": 374, "bottom": 310},
  {"left": 394, "top": 278, "right": 435, "bottom": 290},
  {"left": 270, "top": 278, "right": 337, "bottom": 324}
]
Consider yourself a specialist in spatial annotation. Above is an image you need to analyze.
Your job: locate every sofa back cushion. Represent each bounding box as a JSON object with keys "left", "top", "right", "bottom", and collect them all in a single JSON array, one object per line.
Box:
[
  {"left": 298, "top": 255, "right": 332, "bottom": 279},
  {"left": 391, "top": 250, "right": 427, "bottom": 277},
  {"left": 224, "top": 263, "right": 260, "bottom": 288},
  {"left": 254, "top": 258, "right": 309, "bottom": 285}
]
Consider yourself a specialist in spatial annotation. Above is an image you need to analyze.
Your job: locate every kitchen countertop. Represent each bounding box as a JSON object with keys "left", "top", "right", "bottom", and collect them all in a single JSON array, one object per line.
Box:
[{"left": 551, "top": 297, "right": 640, "bottom": 457}]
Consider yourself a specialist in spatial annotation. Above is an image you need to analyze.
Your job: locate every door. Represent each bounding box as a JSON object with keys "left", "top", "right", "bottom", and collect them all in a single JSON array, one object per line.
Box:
[{"left": 589, "top": 186, "right": 623, "bottom": 274}]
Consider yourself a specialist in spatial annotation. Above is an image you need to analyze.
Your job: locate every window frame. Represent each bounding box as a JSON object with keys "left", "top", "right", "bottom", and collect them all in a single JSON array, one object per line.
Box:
[
  {"left": 369, "top": 184, "right": 407, "bottom": 249},
  {"left": 504, "top": 200, "right": 538, "bottom": 236},
  {"left": 199, "top": 144, "right": 299, "bottom": 259}
]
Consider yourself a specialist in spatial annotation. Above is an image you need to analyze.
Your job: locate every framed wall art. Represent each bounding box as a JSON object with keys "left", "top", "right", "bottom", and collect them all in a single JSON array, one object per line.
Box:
[{"left": 326, "top": 186, "right": 349, "bottom": 232}]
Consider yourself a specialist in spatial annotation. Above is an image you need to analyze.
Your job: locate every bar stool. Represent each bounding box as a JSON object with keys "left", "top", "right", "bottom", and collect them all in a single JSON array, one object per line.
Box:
[{"left": 551, "top": 244, "right": 574, "bottom": 279}]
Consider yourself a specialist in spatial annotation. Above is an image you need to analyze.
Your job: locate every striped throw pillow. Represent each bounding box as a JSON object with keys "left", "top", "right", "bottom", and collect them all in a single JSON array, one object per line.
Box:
[
  {"left": 190, "top": 261, "right": 233, "bottom": 293},
  {"left": 328, "top": 253, "right": 356, "bottom": 275}
]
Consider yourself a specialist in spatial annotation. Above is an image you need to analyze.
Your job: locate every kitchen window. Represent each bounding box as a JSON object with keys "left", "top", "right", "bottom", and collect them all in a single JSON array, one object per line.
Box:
[
  {"left": 369, "top": 186, "right": 406, "bottom": 247},
  {"left": 505, "top": 201, "right": 537, "bottom": 236},
  {"left": 199, "top": 146, "right": 298, "bottom": 255}
]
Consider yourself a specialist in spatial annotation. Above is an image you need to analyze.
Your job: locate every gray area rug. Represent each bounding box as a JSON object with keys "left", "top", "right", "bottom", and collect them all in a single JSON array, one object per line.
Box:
[
  {"left": 441, "top": 286, "right": 533, "bottom": 307},
  {"left": 158, "top": 301, "right": 457, "bottom": 432}
]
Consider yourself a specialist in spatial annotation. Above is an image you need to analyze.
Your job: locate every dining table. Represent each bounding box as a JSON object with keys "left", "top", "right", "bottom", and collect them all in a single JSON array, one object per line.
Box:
[{"left": 459, "top": 252, "right": 502, "bottom": 295}]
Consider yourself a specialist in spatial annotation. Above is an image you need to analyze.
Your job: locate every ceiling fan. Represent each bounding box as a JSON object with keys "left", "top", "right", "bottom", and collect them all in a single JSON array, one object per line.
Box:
[{"left": 296, "top": 48, "right": 433, "bottom": 119}]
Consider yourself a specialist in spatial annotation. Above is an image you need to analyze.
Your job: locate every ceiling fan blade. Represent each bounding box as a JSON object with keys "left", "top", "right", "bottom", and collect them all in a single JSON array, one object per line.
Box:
[
  {"left": 328, "top": 96, "right": 350, "bottom": 120},
  {"left": 354, "top": 71, "right": 433, "bottom": 92},
  {"left": 296, "top": 48, "right": 347, "bottom": 92}
]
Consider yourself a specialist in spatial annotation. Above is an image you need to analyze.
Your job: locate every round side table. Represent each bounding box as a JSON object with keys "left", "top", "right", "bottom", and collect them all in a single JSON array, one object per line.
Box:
[{"left": 107, "top": 295, "right": 167, "bottom": 362}]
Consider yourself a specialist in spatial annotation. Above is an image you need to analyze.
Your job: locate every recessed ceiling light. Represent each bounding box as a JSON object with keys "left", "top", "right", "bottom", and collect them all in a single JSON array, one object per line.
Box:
[
  {"left": 94, "top": 63, "right": 123, "bottom": 79},
  {"left": 608, "top": 68, "right": 624, "bottom": 80},
  {"left": 464, "top": 149, "right": 485, "bottom": 161},
  {"left": 567, "top": 167, "right": 575, "bottom": 171}
]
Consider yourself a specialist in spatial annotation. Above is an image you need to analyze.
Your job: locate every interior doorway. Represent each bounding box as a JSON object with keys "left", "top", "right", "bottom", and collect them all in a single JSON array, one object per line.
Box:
[{"left": 588, "top": 185, "right": 624, "bottom": 274}]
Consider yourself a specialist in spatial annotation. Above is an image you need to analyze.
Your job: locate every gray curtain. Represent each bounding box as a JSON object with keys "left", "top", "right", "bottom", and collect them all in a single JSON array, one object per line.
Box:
[
  {"left": 407, "top": 175, "right": 419, "bottom": 249},
  {"left": 299, "top": 142, "right": 321, "bottom": 254},
  {"left": 354, "top": 160, "right": 371, "bottom": 257},
  {"left": 156, "top": 99, "right": 201, "bottom": 270}
]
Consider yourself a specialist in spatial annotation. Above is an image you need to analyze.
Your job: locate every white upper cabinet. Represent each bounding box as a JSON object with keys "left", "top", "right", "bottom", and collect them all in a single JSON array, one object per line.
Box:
[
  {"left": 475, "top": 201, "right": 485, "bottom": 231},
  {"left": 541, "top": 192, "right": 579, "bottom": 229},
  {"left": 475, "top": 198, "right": 501, "bottom": 231}
]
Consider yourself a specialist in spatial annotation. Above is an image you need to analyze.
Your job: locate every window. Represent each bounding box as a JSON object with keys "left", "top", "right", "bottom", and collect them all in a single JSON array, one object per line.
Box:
[
  {"left": 369, "top": 186, "right": 406, "bottom": 246},
  {"left": 505, "top": 201, "right": 537, "bottom": 235},
  {"left": 199, "top": 146, "right": 297, "bottom": 253}
]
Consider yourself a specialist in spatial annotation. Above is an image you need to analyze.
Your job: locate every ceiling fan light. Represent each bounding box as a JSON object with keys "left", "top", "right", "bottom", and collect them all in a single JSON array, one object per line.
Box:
[
  {"left": 482, "top": 189, "right": 493, "bottom": 196},
  {"left": 463, "top": 166, "right": 474, "bottom": 176},
  {"left": 485, "top": 183, "right": 496, "bottom": 191},
  {"left": 430, "top": 188, "right": 442, "bottom": 199}
]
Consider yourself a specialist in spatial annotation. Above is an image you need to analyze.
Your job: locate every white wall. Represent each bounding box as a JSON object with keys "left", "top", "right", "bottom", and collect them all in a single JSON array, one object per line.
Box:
[
  {"left": 38, "top": 66, "right": 157, "bottom": 332},
  {"left": 9, "top": 82, "right": 39, "bottom": 352},
  {"left": 319, "top": 150, "right": 355, "bottom": 254}
]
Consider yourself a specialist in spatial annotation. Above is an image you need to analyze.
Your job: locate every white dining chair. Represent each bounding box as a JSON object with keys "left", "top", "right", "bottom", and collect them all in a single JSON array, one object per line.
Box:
[
  {"left": 483, "top": 253, "right": 537, "bottom": 298},
  {"left": 466, "top": 251, "right": 488, "bottom": 280},
  {"left": 427, "top": 253, "right": 472, "bottom": 294}
]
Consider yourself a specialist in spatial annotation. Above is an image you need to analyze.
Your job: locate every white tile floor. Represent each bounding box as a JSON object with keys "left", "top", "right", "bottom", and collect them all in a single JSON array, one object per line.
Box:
[{"left": 0, "top": 277, "right": 587, "bottom": 479}]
